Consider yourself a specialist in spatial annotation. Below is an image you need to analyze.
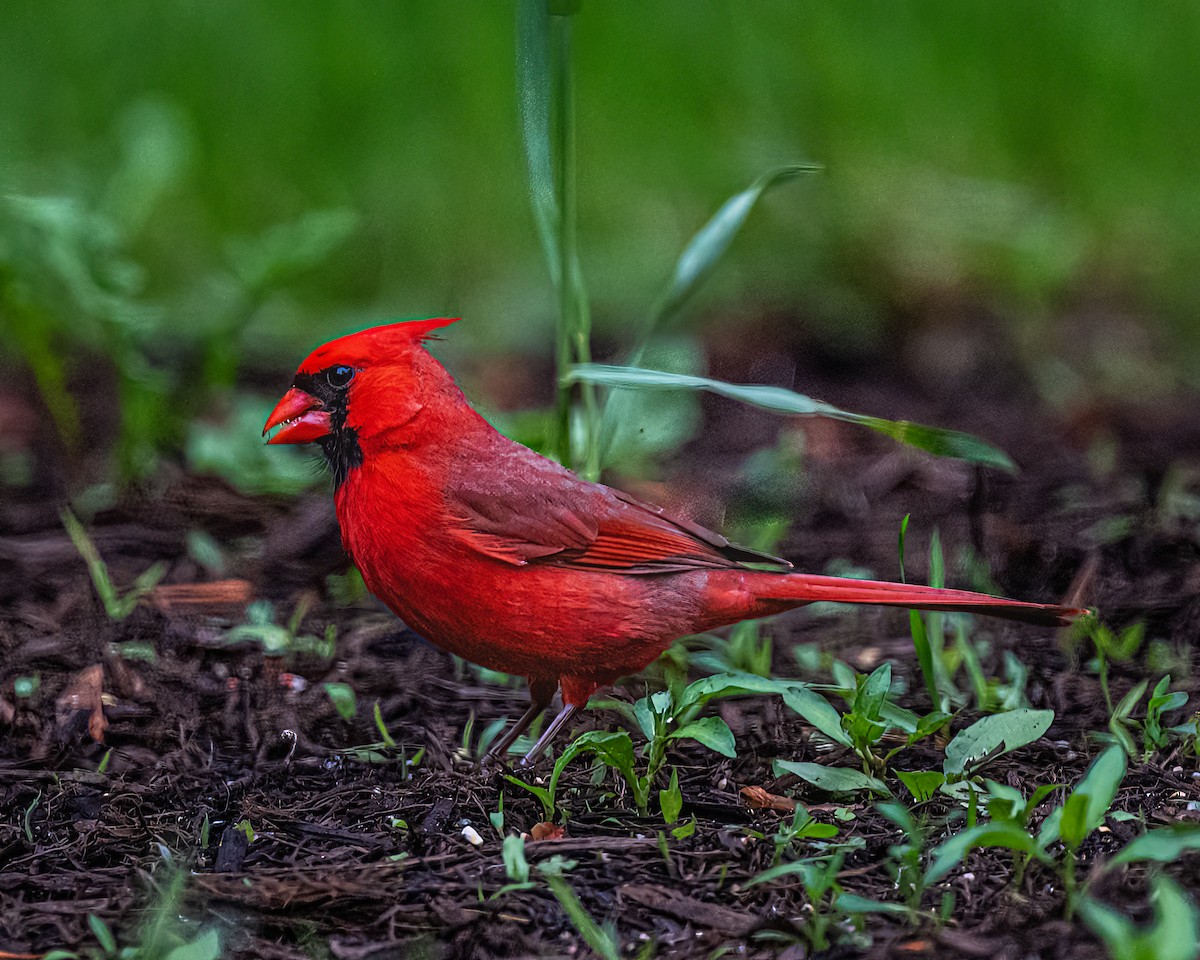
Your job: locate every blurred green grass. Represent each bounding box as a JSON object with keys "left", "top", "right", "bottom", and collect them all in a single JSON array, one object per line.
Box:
[{"left": 2, "top": 1, "right": 1198, "bottom": 465}]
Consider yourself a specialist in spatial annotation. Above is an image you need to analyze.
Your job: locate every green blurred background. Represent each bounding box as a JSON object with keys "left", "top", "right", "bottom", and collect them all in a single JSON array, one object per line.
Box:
[{"left": 2, "top": 2, "right": 1197, "bottom": 487}]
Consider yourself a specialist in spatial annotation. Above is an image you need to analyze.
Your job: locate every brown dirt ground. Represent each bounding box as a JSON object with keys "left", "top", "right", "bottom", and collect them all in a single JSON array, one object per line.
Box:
[{"left": 2, "top": 320, "right": 1199, "bottom": 959}]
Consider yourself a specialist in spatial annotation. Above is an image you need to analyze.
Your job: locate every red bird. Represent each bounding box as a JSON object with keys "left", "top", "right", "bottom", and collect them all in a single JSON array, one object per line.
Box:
[{"left": 264, "top": 318, "right": 1085, "bottom": 762}]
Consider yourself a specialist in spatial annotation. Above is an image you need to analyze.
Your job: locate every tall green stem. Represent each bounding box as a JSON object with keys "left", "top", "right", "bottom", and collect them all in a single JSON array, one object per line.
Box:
[{"left": 549, "top": 12, "right": 600, "bottom": 478}]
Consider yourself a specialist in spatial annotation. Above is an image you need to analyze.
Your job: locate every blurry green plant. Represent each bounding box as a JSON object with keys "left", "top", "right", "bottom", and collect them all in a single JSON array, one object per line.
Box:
[
  {"left": 1081, "top": 877, "right": 1200, "bottom": 960},
  {"left": 0, "top": 99, "right": 356, "bottom": 484},
  {"left": 517, "top": 0, "right": 1014, "bottom": 483},
  {"left": 925, "top": 744, "right": 1128, "bottom": 917},
  {"left": 225, "top": 598, "right": 336, "bottom": 661},
  {"left": 62, "top": 508, "right": 167, "bottom": 620}
]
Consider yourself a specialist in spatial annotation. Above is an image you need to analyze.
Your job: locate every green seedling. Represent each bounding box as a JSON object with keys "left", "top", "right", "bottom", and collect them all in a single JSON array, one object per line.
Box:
[
  {"left": 876, "top": 801, "right": 932, "bottom": 915},
  {"left": 62, "top": 508, "right": 167, "bottom": 621},
  {"left": 769, "top": 804, "right": 840, "bottom": 866},
  {"left": 1080, "top": 876, "right": 1200, "bottom": 960},
  {"left": 1073, "top": 618, "right": 1145, "bottom": 718},
  {"left": 745, "top": 852, "right": 848, "bottom": 953},
  {"left": 322, "top": 682, "right": 357, "bottom": 721},
  {"left": 225, "top": 598, "right": 336, "bottom": 661},
  {"left": 1108, "top": 674, "right": 1190, "bottom": 759},
  {"left": 926, "top": 744, "right": 1128, "bottom": 918}
]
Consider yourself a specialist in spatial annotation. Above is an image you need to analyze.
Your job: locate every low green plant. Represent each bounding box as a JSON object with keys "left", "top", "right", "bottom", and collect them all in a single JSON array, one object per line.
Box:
[
  {"left": 62, "top": 508, "right": 167, "bottom": 621},
  {"left": 745, "top": 852, "right": 845, "bottom": 951},
  {"left": 925, "top": 744, "right": 1128, "bottom": 917},
  {"left": 1080, "top": 876, "right": 1200, "bottom": 960},
  {"left": 769, "top": 804, "right": 840, "bottom": 866},
  {"left": 876, "top": 801, "right": 933, "bottom": 915},
  {"left": 1108, "top": 674, "right": 1190, "bottom": 759},
  {"left": 225, "top": 598, "right": 336, "bottom": 661}
]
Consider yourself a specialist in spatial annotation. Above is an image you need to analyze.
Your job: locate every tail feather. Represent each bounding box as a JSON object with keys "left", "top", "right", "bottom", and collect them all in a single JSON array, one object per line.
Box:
[{"left": 764, "top": 573, "right": 1086, "bottom": 627}]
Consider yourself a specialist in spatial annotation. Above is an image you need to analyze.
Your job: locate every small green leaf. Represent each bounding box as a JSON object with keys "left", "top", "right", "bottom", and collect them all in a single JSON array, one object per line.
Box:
[
  {"left": 925, "top": 822, "right": 1043, "bottom": 885},
  {"left": 670, "top": 716, "right": 736, "bottom": 758},
  {"left": 659, "top": 767, "right": 683, "bottom": 824},
  {"left": 897, "top": 770, "right": 945, "bottom": 802},
  {"left": 88, "top": 914, "right": 117, "bottom": 955},
  {"left": 163, "top": 929, "right": 222, "bottom": 960},
  {"left": 773, "top": 760, "right": 890, "bottom": 796},
  {"left": 1060, "top": 791, "right": 1091, "bottom": 850},
  {"left": 502, "top": 834, "right": 530, "bottom": 884},
  {"left": 1111, "top": 825, "right": 1200, "bottom": 866},
  {"left": 781, "top": 685, "right": 853, "bottom": 747},
  {"left": 743, "top": 859, "right": 824, "bottom": 888},
  {"left": 655, "top": 164, "right": 820, "bottom": 325},
  {"left": 836, "top": 892, "right": 916, "bottom": 917},
  {"left": 943, "top": 709, "right": 1054, "bottom": 777},
  {"left": 323, "top": 682, "right": 357, "bottom": 721}
]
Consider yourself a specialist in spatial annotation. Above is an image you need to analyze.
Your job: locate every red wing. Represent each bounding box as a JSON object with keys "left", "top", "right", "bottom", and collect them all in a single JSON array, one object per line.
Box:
[{"left": 447, "top": 444, "right": 788, "bottom": 575}]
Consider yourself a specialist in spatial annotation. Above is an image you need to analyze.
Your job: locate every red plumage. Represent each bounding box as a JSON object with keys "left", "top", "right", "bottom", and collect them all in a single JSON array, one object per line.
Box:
[{"left": 265, "top": 319, "right": 1087, "bottom": 760}]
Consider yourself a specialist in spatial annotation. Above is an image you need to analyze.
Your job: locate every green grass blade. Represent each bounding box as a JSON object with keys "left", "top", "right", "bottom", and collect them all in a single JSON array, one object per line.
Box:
[
  {"left": 516, "top": 0, "right": 557, "bottom": 284},
  {"left": 566, "top": 365, "right": 1015, "bottom": 470},
  {"left": 545, "top": 873, "right": 620, "bottom": 960},
  {"left": 654, "top": 163, "right": 820, "bottom": 327}
]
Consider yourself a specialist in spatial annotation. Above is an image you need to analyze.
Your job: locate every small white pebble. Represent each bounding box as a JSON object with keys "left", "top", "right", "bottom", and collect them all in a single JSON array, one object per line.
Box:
[
  {"left": 962, "top": 873, "right": 975, "bottom": 882},
  {"left": 1191, "top": 772, "right": 1200, "bottom": 780},
  {"left": 1187, "top": 801, "right": 1200, "bottom": 813},
  {"left": 461, "top": 825, "right": 484, "bottom": 846},
  {"left": 717, "top": 777, "right": 728, "bottom": 790}
]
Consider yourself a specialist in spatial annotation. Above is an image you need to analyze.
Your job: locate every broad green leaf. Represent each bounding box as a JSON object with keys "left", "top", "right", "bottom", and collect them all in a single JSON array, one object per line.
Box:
[
  {"left": 836, "top": 892, "right": 916, "bottom": 917},
  {"left": 164, "top": 929, "right": 222, "bottom": 960},
  {"left": 924, "top": 822, "right": 1043, "bottom": 885},
  {"left": 773, "top": 760, "right": 890, "bottom": 796},
  {"left": 1111, "top": 825, "right": 1200, "bottom": 866},
  {"left": 781, "top": 685, "right": 852, "bottom": 747},
  {"left": 943, "top": 709, "right": 1054, "bottom": 777},
  {"left": 670, "top": 716, "right": 736, "bottom": 758},
  {"left": 1038, "top": 746, "right": 1127, "bottom": 849},
  {"left": 322, "top": 682, "right": 357, "bottom": 721},
  {"left": 1060, "top": 791, "right": 1091, "bottom": 850},
  {"left": 564, "top": 365, "right": 1016, "bottom": 471},
  {"left": 897, "top": 770, "right": 945, "bottom": 802},
  {"left": 856, "top": 663, "right": 892, "bottom": 721},
  {"left": 655, "top": 164, "right": 820, "bottom": 325},
  {"left": 1080, "top": 877, "right": 1200, "bottom": 960},
  {"left": 679, "top": 672, "right": 794, "bottom": 711}
]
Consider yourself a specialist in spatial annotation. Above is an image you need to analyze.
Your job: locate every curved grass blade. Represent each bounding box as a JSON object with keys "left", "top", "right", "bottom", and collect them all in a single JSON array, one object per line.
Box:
[
  {"left": 567, "top": 365, "right": 1016, "bottom": 471},
  {"left": 655, "top": 163, "right": 821, "bottom": 327}
]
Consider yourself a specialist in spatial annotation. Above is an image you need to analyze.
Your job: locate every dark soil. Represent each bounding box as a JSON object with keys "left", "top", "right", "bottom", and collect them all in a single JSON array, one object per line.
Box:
[{"left": 2, "top": 322, "right": 1199, "bottom": 959}]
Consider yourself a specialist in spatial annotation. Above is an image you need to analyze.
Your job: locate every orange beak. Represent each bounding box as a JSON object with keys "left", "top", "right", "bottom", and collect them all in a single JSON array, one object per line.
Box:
[{"left": 263, "top": 388, "right": 332, "bottom": 444}]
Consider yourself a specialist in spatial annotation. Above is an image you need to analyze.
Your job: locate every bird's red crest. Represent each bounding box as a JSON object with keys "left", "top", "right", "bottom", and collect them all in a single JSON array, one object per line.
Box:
[{"left": 296, "top": 317, "right": 459, "bottom": 373}]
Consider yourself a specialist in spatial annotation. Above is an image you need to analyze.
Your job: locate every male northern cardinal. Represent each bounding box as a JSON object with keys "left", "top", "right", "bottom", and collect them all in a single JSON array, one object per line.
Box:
[{"left": 264, "top": 318, "right": 1085, "bottom": 762}]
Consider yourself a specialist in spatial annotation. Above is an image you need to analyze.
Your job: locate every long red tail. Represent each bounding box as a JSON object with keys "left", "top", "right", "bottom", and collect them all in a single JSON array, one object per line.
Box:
[{"left": 759, "top": 572, "right": 1086, "bottom": 627}]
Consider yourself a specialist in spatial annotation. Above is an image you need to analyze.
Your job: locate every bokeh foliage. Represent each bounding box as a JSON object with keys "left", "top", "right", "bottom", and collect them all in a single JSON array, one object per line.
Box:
[{"left": 2, "top": 2, "right": 1198, "bottom": 479}]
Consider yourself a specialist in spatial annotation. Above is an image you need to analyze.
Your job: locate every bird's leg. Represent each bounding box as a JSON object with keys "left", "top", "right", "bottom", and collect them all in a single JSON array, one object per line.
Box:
[
  {"left": 520, "top": 702, "right": 580, "bottom": 766},
  {"left": 483, "top": 677, "right": 556, "bottom": 762}
]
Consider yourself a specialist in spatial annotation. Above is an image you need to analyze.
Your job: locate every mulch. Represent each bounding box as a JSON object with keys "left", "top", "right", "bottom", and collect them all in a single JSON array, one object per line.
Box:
[{"left": 2, "top": 323, "right": 1199, "bottom": 958}]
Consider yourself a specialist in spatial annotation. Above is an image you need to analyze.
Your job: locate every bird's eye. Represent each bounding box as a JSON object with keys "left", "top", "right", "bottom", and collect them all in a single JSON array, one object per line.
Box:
[{"left": 326, "top": 365, "right": 355, "bottom": 389}]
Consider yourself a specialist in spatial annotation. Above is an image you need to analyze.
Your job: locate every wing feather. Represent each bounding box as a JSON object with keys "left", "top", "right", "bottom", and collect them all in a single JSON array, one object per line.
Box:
[{"left": 447, "top": 441, "right": 789, "bottom": 575}]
